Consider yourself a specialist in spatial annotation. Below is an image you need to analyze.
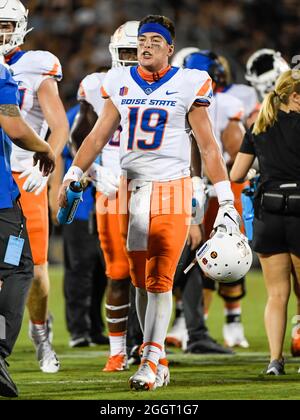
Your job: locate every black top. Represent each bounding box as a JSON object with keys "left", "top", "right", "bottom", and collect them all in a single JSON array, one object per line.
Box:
[{"left": 240, "top": 110, "right": 300, "bottom": 184}]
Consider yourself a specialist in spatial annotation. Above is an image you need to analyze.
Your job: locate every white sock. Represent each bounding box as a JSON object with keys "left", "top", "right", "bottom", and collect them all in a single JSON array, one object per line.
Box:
[
  {"left": 160, "top": 347, "right": 167, "bottom": 360},
  {"left": 143, "top": 291, "right": 173, "bottom": 364},
  {"left": 224, "top": 307, "right": 241, "bottom": 316},
  {"left": 224, "top": 306, "right": 242, "bottom": 324},
  {"left": 136, "top": 287, "right": 148, "bottom": 333},
  {"left": 30, "top": 321, "right": 47, "bottom": 342},
  {"left": 109, "top": 333, "right": 126, "bottom": 356}
]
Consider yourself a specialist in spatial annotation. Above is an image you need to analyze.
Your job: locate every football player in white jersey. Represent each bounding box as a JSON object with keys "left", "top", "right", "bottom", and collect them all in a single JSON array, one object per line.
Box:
[
  {"left": 59, "top": 14, "right": 241, "bottom": 391},
  {"left": 183, "top": 50, "right": 250, "bottom": 349},
  {"left": 72, "top": 21, "right": 139, "bottom": 372},
  {"left": 245, "top": 48, "right": 300, "bottom": 357},
  {"left": 0, "top": 0, "right": 69, "bottom": 373},
  {"left": 217, "top": 55, "right": 259, "bottom": 129}
]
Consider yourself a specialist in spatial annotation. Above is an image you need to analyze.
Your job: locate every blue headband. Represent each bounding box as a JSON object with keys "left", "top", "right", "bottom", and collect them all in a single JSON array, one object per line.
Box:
[{"left": 138, "top": 23, "right": 173, "bottom": 45}]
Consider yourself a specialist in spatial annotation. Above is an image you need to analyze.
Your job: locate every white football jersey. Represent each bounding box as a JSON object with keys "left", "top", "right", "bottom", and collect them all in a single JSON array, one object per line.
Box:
[
  {"left": 225, "top": 83, "right": 258, "bottom": 120},
  {"left": 208, "top": 92, "right": 244, "bottom": 161},
  {"left": 102, "top": 66, "right": 213, "bottom": 181},
  {"left": 78, "top": 72, "right": 121, "bottom": 177},
  {"left": 8, "top": 50, "right": 62, "bottom": 172}
]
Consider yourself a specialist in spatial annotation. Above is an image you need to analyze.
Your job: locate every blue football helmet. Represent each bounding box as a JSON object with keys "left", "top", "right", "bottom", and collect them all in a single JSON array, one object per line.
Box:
[{"left": 183, "top": 50, "right": 226, "bottom": 87}]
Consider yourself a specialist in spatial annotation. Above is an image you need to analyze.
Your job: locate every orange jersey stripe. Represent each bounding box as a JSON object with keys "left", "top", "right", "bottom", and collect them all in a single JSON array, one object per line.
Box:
[
  {"left": 101, "top": 86, "right": 109, "bottom": 98},
  {"left": 5, "top": 47, "right": 21, "bottom": 63},
  {"left": 230, "top": 110, "right": 244, "bottom": 121},
  {"left": 42, "top": 62, "right": 60, "bottom": 77},
  {"left": 196, "top": 78, "right": 212, "bottom": 96}
]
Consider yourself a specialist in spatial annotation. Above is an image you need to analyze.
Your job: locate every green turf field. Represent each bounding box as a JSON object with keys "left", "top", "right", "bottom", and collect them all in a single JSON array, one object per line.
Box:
[{"left": 3, "top": 267, "right": 300, "bottom": 400}]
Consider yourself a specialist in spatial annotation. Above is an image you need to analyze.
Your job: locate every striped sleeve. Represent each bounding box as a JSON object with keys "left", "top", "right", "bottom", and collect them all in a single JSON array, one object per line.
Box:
[{"left": 194, "top": 77, "right": 213, "bottom": 106}]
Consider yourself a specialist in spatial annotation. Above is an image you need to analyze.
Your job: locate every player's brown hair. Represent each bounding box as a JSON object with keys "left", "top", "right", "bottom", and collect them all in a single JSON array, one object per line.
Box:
[{"left": 138, "top": 15, "right": 175, "bottom": 43}]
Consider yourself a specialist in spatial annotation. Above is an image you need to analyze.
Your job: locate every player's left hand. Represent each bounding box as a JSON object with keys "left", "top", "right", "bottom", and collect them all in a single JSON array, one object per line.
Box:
[
  {"left": 88, "top": 163, "right": 119, "bottom": 198},
  {"left": 213, "top": 200, "right": 241, "bottom": 235},
  {"left": 19, "top": 165, "right": 49, "bottom": 195}
]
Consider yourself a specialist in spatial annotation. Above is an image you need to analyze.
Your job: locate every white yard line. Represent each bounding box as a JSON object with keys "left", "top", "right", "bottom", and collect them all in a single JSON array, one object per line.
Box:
[{"left": 25, "top": 379, "right": 124, "bottom": 385}]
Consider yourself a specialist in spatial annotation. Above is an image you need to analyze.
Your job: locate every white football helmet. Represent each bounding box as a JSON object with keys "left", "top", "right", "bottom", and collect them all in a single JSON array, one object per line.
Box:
[
  {"left": 245, "top": 48, "right": 290, "bottom": 99},
  {"left": 109, "top": 21, "right": 139, "bottom": 67},
  {"left": 171, "top": 47, "right": 200, "bottom": 67},
  {"left": 196, "top": 229, "right": 252, "bottom": 283},
  {"left": 0, "top": 0, "right": 32, "bottom": 55}
]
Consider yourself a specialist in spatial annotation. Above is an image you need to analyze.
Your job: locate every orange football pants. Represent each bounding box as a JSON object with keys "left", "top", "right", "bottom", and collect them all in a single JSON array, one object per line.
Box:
[
  {"left": 118, "top": 177, "right": 192, "bottom": 293},
  {"left": 13, "top": 173, "right": 49, "bottom": 265},
  {"left": 96, "top": 192, "right": 130, "bottom": 280}
]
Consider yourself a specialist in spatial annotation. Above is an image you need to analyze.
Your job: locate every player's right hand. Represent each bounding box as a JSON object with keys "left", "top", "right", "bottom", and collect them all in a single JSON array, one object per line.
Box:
[
  {"left": 213, "top": 200, "right": 241, "bottom": 235},
  {"left": 88, "top": 163, "right": 119, "bottom": 198},
  {"left": 33, "top": 146, "right": 55, "bottom": 176},
  {"left": 58, "top": 179, "right": 72, "bottom": 209}
]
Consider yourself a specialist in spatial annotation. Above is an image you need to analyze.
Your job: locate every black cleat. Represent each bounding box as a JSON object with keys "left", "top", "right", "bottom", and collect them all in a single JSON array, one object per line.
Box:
[
  {"left": 90, "top": 334, "right": 109, "bottom": 346},
  {"left": 127, "top": 344, "right": 141, "bottom": 366},
  {"left": 185, "top": 335, "right": 235, "bottom": 355},
  {"left": 0, "top": 356, "right": 18, "bottom": 398},
  {"left": 69, "top": 336, "right": 91, "bottom": 348}
]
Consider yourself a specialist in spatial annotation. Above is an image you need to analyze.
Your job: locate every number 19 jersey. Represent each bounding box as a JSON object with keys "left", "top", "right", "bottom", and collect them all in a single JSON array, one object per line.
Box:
[{"left": 102, "top": 66, "right": 213, "bottom": 181}]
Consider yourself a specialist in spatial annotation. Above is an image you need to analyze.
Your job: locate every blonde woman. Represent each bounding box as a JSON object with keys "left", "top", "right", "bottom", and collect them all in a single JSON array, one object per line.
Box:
[{"left": 231, "top": 69, "right": 300, "bottom": 375}]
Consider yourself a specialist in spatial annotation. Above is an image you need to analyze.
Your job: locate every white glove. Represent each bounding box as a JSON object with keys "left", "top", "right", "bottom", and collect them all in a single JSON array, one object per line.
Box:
[
  {"left": 88, "top": 163, "right": 119, "bottom": 198},
  {"left": 19, "top": 165, "right": 48, "bottom": 195},
  {"left": 191, "top": 176, "right": 206, "bottom": 224},
  {"left": 213, "top": 200, "right": 241, "bottom": 235}
]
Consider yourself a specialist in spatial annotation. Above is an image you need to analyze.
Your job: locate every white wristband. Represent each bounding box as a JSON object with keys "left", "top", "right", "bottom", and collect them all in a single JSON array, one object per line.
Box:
[
  {"left": 63, "top": 165, "right": 83, "bottom": 183},
  {"left": 214, "top": 180, "right": 234, "bottom": 204}
]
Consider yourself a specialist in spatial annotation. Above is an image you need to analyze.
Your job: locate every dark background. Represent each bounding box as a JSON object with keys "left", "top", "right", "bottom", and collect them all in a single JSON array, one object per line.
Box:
[{"left": 22, "top": 0, "right": 300, "bottom": 108}]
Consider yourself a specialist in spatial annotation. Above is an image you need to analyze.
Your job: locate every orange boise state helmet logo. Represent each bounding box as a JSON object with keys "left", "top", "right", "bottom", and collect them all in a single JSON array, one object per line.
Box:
[{"left": 119, "top": 86, "right": 129, "bottom": 96}]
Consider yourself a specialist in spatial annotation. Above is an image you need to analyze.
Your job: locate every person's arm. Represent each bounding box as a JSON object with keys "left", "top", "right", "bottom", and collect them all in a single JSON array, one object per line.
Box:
[
  {"left": 48, "top": 154, "right": 64, "bottom": 224},
  {"left": 190, "top": 134, "right": 202, "bottom": 177},
  {"left": 230, "top": 153, "right": 255, "bottom": 183},
  {"left": 188, "top": 135, "right": 204, "bottom": 249},
  {"left": 73, "top": 98, "right": 120, "bottom": 171},
  {"left": 71, "top": 100, "right": 98, "bottom": 152},
  {"left": 0, "top": 104, "right": 50, "bottom": 152},
  {"left": 17, "top": 79, "right": 67, "bottom": 194},
  {"left": 0, "top": 104, "right": 55, "bottom": 175},
  {"left": 38, "top": 78, "right": 69, "bottom": 157},
  {"left": 221, "top": 120, "right": 245, "bottom": 164},
  {"left": 188, "top": 105, "right": 240, "bottom": 233},
  {"left": 188, "top": 106, "right": 229, "bottom": 185},
  {"left": 58, "top": 98, "right": 120, "bottom": 207}
]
